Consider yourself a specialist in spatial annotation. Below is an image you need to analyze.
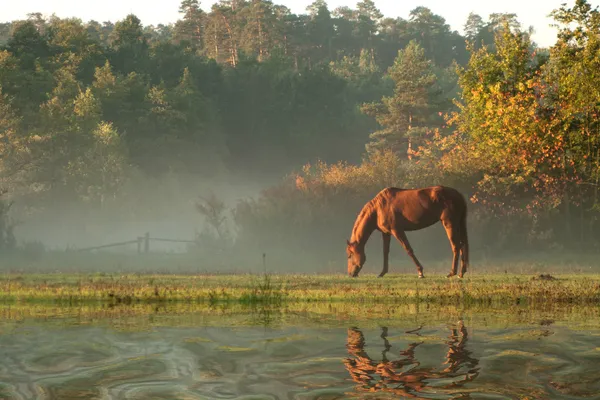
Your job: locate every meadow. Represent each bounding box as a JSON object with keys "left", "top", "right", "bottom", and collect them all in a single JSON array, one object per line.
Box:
[{"left": 1, "top": 271, "right": 599, "bottom": 307}]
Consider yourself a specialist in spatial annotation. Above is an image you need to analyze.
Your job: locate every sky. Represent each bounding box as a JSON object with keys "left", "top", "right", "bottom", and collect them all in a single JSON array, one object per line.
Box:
[{"left": 2, "top": 0, "right": 598, "bottom": 48}]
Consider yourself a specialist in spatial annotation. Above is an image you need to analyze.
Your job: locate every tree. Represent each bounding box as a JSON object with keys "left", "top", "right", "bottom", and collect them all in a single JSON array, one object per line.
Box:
[
  {"left": 110, "top": 14, "right": 150, "bottom": 75},
  {"left": 46, "top": 17, "right": 104, "bottom": 83},
  {"left": 546, "top": 0, "right": 600, "bottom": 227},
  {"left": 204, "top": 2, "right": 242, "bottom": 66},
  {"left": 464, "top": 12, "right": 484, "bottom": 41},
  {"left": 362, "top": 40, "right": 436, "bottom": 158},
  {"left": 7, "top": 20, "right": 50, "bottom": 68},
  {"left": 355, "top": 0, "right": 383, "bottom": 62},
  {"left": 173, "top": 0, "right": 205, "bottom": 52},
  {"left": 407, "top": 7, "right": 463, "bottom": 66},
  {"left": 376, "top": 17, "right": 410, "bottom": 69},
  {"left": 240, "top": 0, "right": 281, "bottom": 61},
  {"left": 306, "top": 0, "right": 334, "bottom": 62},
  {"left": 443, "top": 21, "right": 555, "bottom": 223},
  {"left": 331, "top": 6, "right": 357, "bottom": 58}
]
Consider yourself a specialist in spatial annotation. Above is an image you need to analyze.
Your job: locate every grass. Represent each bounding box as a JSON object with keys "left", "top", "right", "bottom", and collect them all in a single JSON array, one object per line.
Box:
[{"left": 1, "top": 272, "right": 600, "bottom": 307}]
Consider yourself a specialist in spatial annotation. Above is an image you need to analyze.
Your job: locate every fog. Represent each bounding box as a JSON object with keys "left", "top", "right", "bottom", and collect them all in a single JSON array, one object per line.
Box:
[
  {"left": 5, "top": 166, "right": 596, "bottom": 277},
  {"left": 12, "top": 173, "right": 270, "bottom": 252}
]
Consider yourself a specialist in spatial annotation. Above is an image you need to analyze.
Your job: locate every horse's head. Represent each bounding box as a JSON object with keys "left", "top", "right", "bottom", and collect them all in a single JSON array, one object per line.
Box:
[{"left": 346, "top": 240, "right": 365, "bottom": 277}]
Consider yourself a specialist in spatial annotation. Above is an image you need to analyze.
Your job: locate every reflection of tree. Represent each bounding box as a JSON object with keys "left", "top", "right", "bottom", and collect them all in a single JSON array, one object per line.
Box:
[{"left": 343, "top": 321, "right": 480, "bottom": 397}]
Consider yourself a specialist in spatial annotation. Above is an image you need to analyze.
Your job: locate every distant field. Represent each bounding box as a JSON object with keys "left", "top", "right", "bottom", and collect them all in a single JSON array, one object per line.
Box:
[{"left": 1, "top": 272, "right": 599, "bottom": 306}]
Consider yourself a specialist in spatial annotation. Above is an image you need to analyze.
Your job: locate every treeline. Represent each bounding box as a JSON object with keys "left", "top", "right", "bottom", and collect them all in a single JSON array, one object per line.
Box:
[
  {"left": 0, "top": 1, "right": 528, "bottom": 202},
  {"left": 5, "top": 0, "right": 596, "bottom": 262}
]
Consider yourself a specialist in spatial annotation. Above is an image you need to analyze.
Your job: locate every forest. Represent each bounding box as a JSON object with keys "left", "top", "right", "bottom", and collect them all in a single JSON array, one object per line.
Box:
[{"left": 1, "top": 0, "right": 600, "bottom": 269}]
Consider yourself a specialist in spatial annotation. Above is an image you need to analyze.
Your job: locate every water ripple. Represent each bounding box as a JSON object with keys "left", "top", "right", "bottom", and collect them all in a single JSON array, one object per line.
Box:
[{"left": 1, "top": 312, "right": 600, "bottom": 399}]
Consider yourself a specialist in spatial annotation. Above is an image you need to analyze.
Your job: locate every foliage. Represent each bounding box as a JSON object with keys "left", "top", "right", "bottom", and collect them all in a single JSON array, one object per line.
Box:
[
  {"left": 3, "top": 1, "right": 473, "bottom": 202},
  {"left": 4, "top": 0, "right": 600, "bottom": 258}
]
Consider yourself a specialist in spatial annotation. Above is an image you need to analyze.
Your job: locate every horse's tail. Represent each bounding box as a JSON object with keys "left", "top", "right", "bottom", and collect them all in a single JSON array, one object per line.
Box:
[{"left": 460, "top": 197, "right": 470, "bottom": 270}]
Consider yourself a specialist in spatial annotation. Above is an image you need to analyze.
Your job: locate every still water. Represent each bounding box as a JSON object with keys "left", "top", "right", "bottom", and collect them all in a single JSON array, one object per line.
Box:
[{"left": 1, "top": 305, "right": 600, "bottom": 399}]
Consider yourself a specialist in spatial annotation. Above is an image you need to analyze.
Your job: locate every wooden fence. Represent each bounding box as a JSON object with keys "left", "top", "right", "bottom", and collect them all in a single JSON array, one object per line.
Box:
[{"left": 73, "top": 232, "right": 198, "bottom": 254}]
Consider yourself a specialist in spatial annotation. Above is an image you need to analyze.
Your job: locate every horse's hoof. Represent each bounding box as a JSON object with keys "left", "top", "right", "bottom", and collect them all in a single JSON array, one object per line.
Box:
[
  {"left": 446, "top": 273, "right": 455, "bottom": 279},
  {"left": 418, "top": 275, "right": 425, "bottom": 279},
  {"left": 377, "top": 274, "right": 385, "bottom": 278}
]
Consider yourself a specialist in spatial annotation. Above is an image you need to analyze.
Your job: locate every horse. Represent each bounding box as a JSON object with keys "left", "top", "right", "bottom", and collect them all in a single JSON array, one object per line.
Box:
[{"left": 345, "top": 186, "right": 469, "bottom": 278}]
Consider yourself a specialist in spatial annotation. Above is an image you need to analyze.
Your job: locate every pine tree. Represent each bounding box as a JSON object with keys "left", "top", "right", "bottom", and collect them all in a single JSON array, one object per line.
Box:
[
  {"left": 362, "top": 40, "right": 436, "bottom": 158},
  {"left": 173, "top": 0, "right": 205, "bottom": 52}
]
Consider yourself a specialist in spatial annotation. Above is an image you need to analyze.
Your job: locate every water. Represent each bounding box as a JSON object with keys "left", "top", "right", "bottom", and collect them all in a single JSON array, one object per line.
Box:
[{"left": 1, "top": 305, "right": 600, "bottom": 399}]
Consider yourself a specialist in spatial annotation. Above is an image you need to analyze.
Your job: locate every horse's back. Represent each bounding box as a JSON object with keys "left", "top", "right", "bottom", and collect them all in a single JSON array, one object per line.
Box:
[
  {"left": 374, "top": 186, "right": 466, "bottom": 229},
  {"left": 377, "top": 185, "right": 463, "bottom": 203}
]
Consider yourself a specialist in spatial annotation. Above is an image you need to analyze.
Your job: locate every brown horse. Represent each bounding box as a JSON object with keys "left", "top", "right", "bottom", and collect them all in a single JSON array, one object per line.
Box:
[{"left": 346, "top": 186, "right": 469, "bottom": 278}]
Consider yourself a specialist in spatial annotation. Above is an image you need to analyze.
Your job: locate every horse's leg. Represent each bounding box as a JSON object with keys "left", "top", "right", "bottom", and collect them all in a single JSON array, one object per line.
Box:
[
  {"left": 442, "top": 218, "right": 461, "bottom": 278},
  {"left": 391, "top": 230, "right": 424, "bottom": 278},
  {"left": 380, "top": 326, "right": 391, "bottom": 362},
  {"left": 460, "top": 239, "right": 469, "bottom": 278},
  {"left": 379, "top": 232, "right": 391, "bottom": 278},
  {"left": 459, "top": 214, "right": 469, "bottom": 278}
]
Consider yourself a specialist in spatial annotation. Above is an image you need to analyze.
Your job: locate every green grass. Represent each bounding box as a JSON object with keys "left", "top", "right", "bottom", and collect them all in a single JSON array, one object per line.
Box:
[{"left": 1, "top": 272, "right": 600, "bottom": 306}]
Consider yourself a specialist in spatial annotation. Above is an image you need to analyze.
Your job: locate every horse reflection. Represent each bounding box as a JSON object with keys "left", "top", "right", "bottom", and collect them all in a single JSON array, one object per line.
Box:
[{"left": 343, "top": 321, "right": 479, "bottom": 397}]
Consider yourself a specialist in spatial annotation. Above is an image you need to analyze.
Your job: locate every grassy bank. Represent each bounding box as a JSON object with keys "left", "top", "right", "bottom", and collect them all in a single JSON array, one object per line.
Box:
[
  {"left": 1, "top": 272, "right": 600, "bottom": 306},
  {"left": 2, "top": 301, "right": 600, "bottom": 332}
]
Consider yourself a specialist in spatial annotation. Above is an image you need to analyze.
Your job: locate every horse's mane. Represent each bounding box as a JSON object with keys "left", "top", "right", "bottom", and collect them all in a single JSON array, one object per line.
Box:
[{"left": 350, "top": 189, "right": 391, "bottom": 244}]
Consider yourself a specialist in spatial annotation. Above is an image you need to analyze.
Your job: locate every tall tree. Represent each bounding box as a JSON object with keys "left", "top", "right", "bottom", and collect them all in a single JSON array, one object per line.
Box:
[
  {"left": 306, "top": 0, "right": 334, "bottom": 62},
  {"left": 547, "top": 0, "right": 600, "bottom": 224},
  {"left": 240, "top": 0, "right": 281, "bottom": 61},
  {"left": 355, "top": 0, "right": 382, "bottom": 62},
  {"left": 362, "top": 40, "right": 436, "bottom": 158},
  {"left": 464, "top": 12, "right": 484, "bottom": 41},
  {"left": 110, "top": 14, "right": 149, "bottom": 75},
  {"left": 173, "top": 0, "right": 205, "bottom": 52},
  {"left": 407, "top": 7, "right": 464, "bottom": 66},
  {"left": 205, "top": 2, "right": 242, "bottom": 66}
]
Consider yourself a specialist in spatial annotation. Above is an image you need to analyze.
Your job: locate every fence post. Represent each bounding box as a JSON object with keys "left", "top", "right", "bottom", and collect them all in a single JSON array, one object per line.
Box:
[
  {"left": 137, "top": 237, "right": 143, "bottom": 254},
  {"left": 144, "top": 232, "right": 150, "bottom": 253}
]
